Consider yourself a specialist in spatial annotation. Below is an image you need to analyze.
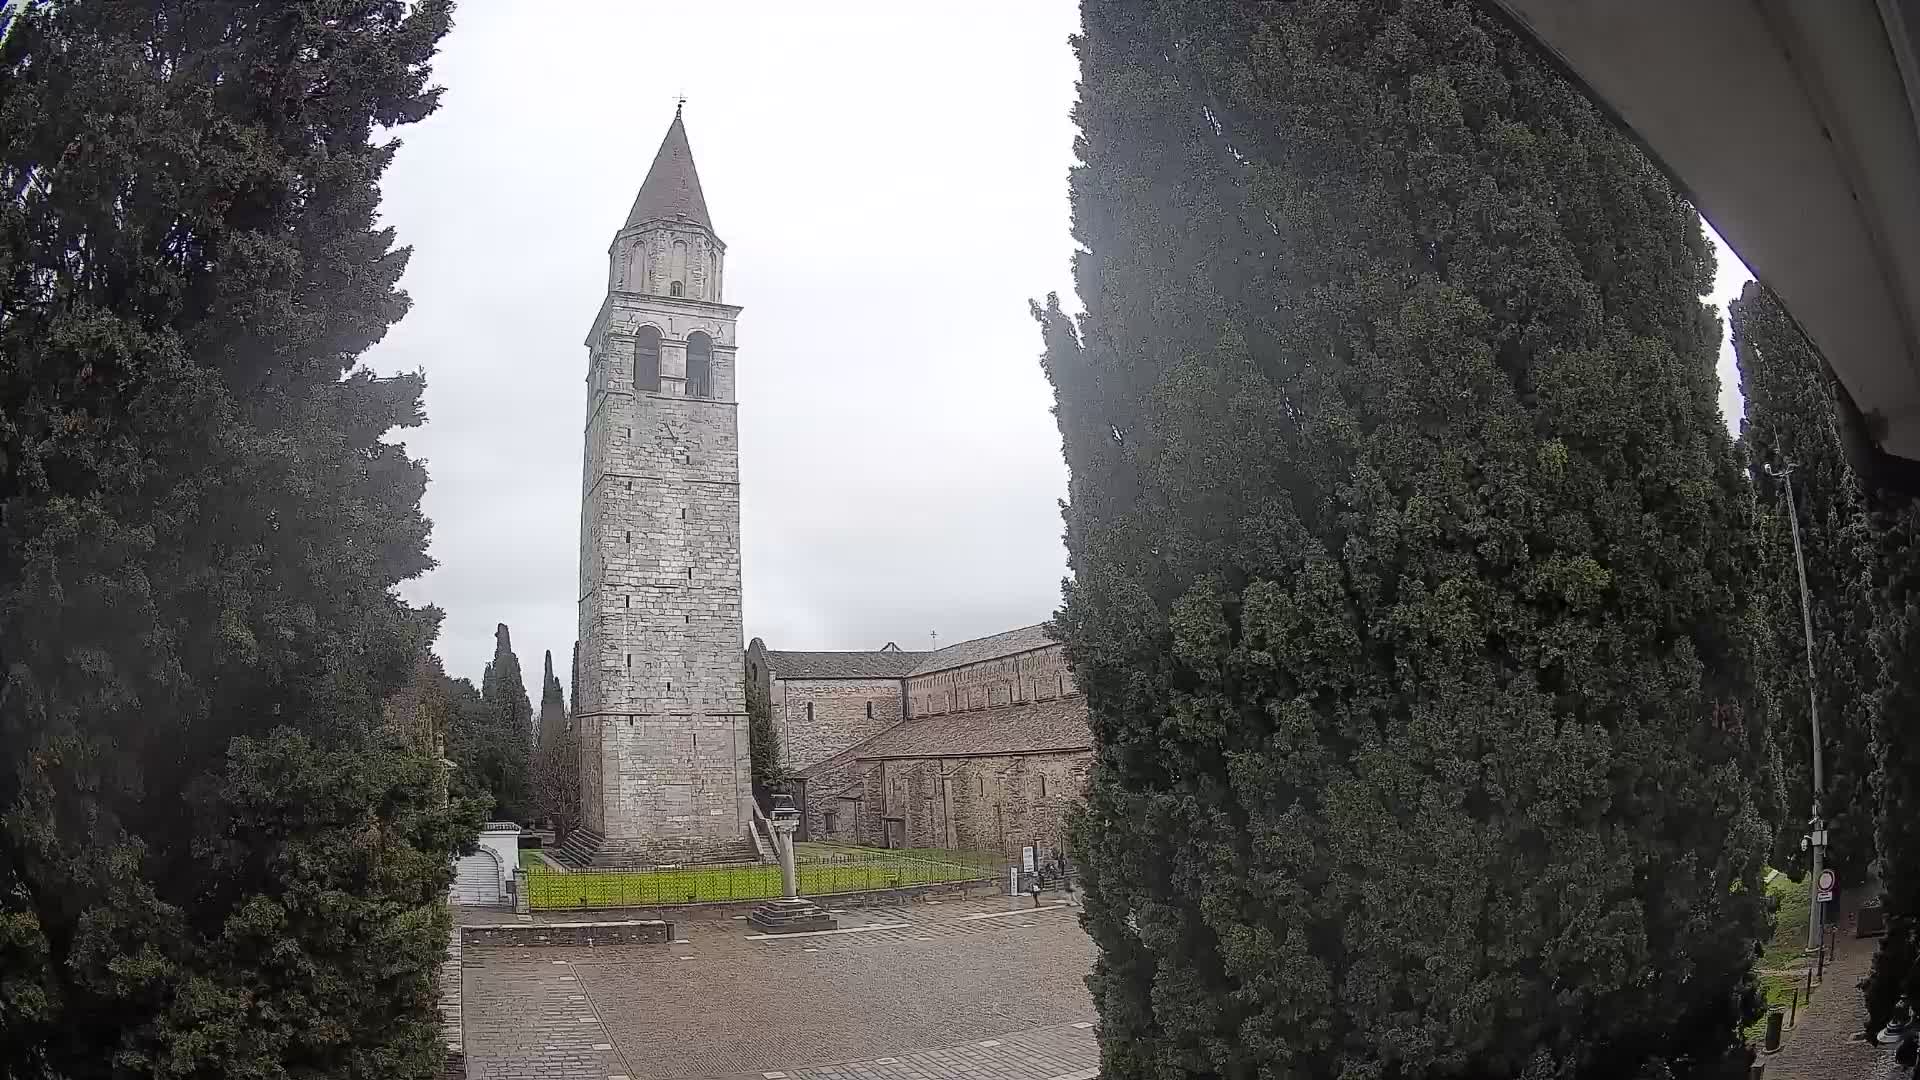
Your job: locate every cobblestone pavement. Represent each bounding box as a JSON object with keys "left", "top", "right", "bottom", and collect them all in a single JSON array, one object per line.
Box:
[
  {"left": 1762, "top": 931, "right": 1892, "bottom": 1080},
  {"left": 440, "top": 927, "right": 465, "bottom": 1078},
  {"left": 704, "top": 1021, "right": 1098, "bottom": 1080},
  {"left": 462, "top": 896, "right": 1097, "bottom": 1080},
  {"left": 463, "top": 952, "right": 626, "bottom": 1080}
]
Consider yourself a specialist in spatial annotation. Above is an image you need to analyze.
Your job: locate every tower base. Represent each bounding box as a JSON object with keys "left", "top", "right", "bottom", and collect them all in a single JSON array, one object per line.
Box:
[{"left": 553, "top": 829, "right": 758, "bottom": 870}]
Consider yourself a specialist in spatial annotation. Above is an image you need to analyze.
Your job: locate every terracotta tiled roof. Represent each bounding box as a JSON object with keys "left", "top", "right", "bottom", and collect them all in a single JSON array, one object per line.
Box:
[
  {"left": 908, "top": 624, "right": 1057, "bottom": 676},
  {"left": 764, "top": 650, "right": 925, "bottom": 680}
]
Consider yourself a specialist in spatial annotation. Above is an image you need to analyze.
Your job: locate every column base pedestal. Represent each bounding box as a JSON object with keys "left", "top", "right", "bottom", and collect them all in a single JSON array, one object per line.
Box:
[{"left": 748, "top": 896, "right": 838, "bottom": 934}]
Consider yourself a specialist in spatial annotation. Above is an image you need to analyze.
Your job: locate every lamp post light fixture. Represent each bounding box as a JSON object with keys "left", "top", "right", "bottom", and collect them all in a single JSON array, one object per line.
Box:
[{"left": 1765, "top": 460, "right": 1828, "bottom": 955}]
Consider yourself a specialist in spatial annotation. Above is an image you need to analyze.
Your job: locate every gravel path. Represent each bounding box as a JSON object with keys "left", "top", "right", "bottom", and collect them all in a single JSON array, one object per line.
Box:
[{"left": 1762, "top": 931, "right": 1892, "bottom": 1080}]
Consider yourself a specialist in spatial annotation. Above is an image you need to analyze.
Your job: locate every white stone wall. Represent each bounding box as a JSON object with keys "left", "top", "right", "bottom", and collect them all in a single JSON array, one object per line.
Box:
[{"left": 576, "top": 217, "right": 750, "bottom": 853}]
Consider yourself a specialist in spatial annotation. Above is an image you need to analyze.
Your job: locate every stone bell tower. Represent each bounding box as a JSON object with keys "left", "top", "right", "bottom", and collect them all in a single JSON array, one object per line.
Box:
[{"left": 571, "top": 107, "right": 751, "bottom": 866}]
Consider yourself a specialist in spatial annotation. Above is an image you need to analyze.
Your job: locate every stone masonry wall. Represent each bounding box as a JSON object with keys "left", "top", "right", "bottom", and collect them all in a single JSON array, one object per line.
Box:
[
  {"left": 905, "top": 645, "right": 1073, "bottom": 718},
  {"left": 611, "top": 221, "right": 722, "bottom": 303},
  {"left": 772, "top": 676, "right": 905, "bottom": 773},
  {"left": 576, "top": 241, "right": 750, "bottom": 851},
  {"left": 831, "top": 752, "right": 1090, "bottom": 859}
]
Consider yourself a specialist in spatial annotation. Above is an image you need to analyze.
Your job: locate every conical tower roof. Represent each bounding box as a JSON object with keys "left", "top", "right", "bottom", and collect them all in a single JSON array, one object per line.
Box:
[{"left": 624, "top": 110, "right": 712, "bottom": 232}]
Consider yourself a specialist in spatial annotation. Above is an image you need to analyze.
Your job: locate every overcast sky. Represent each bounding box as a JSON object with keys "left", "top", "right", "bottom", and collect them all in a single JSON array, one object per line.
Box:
[{"left": 365, "top": 1, "right": 1754, "bottom": 687}]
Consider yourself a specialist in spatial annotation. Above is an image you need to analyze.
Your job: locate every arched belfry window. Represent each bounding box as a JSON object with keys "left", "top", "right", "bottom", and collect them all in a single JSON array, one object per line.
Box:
[
  {"left": 670, "top": 280, "right": 684, "bottom": 297},
  {"left": 686, "top": 331, "right": 712, "bottom": 398},
  {"left": 635, "top": 325, "right": 661, "bottom": 392}
]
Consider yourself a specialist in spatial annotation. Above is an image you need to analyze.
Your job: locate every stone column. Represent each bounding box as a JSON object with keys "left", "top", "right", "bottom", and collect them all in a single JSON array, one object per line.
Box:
[
  {"left": 747, "top": 797, "right": 835, "bottom": 934},
  {"left": 775, "top": 817, "right": 799, "bottom": 899}
]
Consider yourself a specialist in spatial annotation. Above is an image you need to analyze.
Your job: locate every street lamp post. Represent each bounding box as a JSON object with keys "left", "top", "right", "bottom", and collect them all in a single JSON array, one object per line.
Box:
[{"left": 1766, "top": 461, "right": 1827, "bottom": 955}]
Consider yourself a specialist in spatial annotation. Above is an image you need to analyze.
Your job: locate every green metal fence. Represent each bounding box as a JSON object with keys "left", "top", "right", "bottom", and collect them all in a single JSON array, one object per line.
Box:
[{"left": 526, "top": 847, "right": 1001, "bottom": 910}]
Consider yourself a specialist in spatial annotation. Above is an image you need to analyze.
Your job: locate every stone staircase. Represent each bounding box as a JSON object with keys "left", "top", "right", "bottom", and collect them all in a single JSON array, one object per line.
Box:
[
  {"left": 748, "top": 804, "right": 777, "bottom": 864},
  {"left": 550, "top": 827, "right": 606, "bottom": 869}
]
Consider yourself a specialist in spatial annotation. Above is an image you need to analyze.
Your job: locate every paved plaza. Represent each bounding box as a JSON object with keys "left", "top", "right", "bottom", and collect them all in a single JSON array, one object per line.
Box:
[{"left": 460, "top": 896, "right": 1099, "bottom": 1080}]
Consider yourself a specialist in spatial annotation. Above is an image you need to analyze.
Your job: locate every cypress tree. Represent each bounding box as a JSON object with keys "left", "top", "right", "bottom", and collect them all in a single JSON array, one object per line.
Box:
[
  {"left": 539, "top": 650, "right": 566, "bottom": 741},
  {"left": 1729, "top": 282, "right": 1879, "bottom": 884},
  {"left": 746, "top": 664, "right": 782, "bottom": 789},
  {"left": 1867, "top": 505, "right": 1920, "bottom": 1032},
  {"left": 0, "top": 1, "right": 470, "bottom": 1076},
  {"left": 442, "top": 675, "right": 494, "bottom": 806},
  {"left": 532, "top": 649, "right": 578, "bottom": 837},
  {"left": 1039, "top": 3, "right": 1772, "bottom": 1078},
  {"left": 478, "top": 623, "right": 533, "bottom": 822}
]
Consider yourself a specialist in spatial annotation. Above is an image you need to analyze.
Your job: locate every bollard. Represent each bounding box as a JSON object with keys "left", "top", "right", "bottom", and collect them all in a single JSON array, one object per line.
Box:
[{"left": 1763, "top": 1008, "right": 1784, "bottom": 1054}]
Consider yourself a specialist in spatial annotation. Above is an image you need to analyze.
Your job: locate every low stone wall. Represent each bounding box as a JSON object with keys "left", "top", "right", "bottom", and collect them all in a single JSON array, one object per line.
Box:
[{"left": 462, "top": 918, "right": 674, "bottom": 948}]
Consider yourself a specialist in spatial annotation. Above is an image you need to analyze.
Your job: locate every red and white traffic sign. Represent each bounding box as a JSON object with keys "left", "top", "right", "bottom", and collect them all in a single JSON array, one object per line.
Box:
[{"left": 1816, "top": 868, "right": 1837, "bottom": 903}]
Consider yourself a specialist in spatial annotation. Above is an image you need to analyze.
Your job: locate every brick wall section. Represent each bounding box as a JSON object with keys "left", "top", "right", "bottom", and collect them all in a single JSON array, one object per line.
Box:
[
  {"left": 772, "top": 676, "right": 905, "bottom": 773},
  {"left": 576, "top": 212, "right": 750, "bottom": 852},
  {"left": 800, "top": 749, "right": 869, "bottom": 841},
  {"left": 767, "top": 636, "right": 1093, "bottom": 857},
  {"left": 803, "top": 748, "right": 1090, "bottom": 860},
  {"left": 462, "top": 919, "right": 674, "bottom": 948},
  {"left": 860, "top": 753, "right": 1090, "bottom": 857},
  {"left": 906, "top": 645, "right": 1073, "bottom": 718}
]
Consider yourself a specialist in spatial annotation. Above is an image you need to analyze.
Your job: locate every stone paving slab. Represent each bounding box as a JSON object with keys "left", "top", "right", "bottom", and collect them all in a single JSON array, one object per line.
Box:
[
  {"left": 462, "top": 894, "right": 1096, "bottom": 1080},
  {"left": 703, "top": 1022, "right": 1099, "bottom": 1080},
  {"left": 463, "top": 953, "right": 626, "bottom": 1080}
]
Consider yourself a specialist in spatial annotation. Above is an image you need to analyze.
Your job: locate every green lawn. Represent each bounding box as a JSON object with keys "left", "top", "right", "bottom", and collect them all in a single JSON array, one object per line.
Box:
[
  {"left": 1763, "top": 871, "right": 1814, "bottom": 969},
  {"left": 1744, "top": 870, "right": 1816, "bottom": 1042},
  {"left": 525, "top": 846, "right": 994, "bottom": 910},
  {"left": 518, "top": 848, "right": 547, "bottom": 871}
]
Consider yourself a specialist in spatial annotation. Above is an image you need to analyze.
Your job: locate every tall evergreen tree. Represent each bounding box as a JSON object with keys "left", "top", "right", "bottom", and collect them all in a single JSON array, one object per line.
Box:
[
  {"left": 0, "top": 2, "right": 470, "bottom": 1077},
  {"left": 746, "top": 662, "right": 782, "bottom": 790},
  {"left": 442, "top": 675, "right": 494, "bottom": 806},
  {"left": 538, "top": 650, "right": 566, "bottom": 743},
  {"left": 1730, "top": 282, "right": 1880, "bottom": 884},
  {"left": 1867, "top": 504, "right": 1920, "bottom": 1033},
  {"left": 531, "top": 649, "right": 577, "bottom": 837},
  {"left": 1038, "top": 3, "right": 1772, "bottom": 1079},
  {"left": 477, "top": 623, "right": 533, "bottom": 822}
]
